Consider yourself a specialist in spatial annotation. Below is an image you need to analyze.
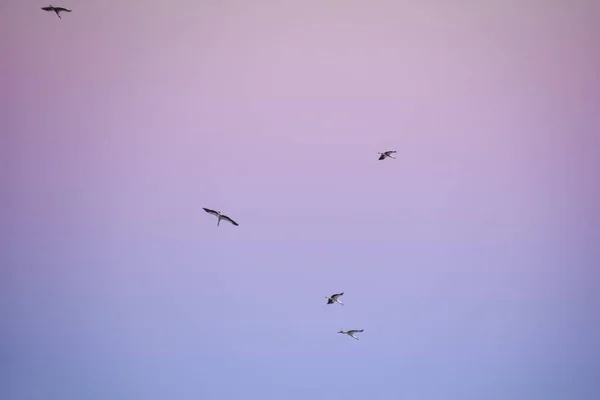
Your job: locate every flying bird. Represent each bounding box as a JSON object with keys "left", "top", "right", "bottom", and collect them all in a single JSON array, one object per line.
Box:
[
  {"left": 378, "top": 150, "right": 397, "bottom": 160},
  {"left": 338, "top": 329, "right": 364, "bottom": 340},
  {"left": 203, "top": 208, "right": 239, "bottom": 227},
  {"left": 325, "top": 292, "right": 344, "bottom": 306},
  {"left": 41, "top": 5, "right": 72, "bottom": 19}
]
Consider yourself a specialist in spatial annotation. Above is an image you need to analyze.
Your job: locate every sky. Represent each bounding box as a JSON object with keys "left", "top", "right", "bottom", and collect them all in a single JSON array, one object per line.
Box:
[{"left": 1, "top": 0, "right": 599, "bottom": 399}]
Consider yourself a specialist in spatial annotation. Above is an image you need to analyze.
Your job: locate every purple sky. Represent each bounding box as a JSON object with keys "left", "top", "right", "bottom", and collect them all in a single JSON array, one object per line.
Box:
[{"left": 2, "top": 1, "right": 599, "bottom": 399}]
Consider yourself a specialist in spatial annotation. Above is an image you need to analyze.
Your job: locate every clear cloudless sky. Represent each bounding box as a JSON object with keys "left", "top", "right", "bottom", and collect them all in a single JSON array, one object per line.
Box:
[{"left": 1, "top": 1, "right": 599, "bottom": 399}]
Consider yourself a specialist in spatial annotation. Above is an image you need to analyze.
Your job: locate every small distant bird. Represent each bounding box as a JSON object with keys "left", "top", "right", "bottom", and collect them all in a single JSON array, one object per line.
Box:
[
  {"left": 203, "top": 208, "right": 239, "bottom": 227},
  {"left": 325, "top": 292, "right": 344, "bottom": 306},
  {"left": 338, "top": 329, "right": 364, "bottom": 340},
  {"left": 378, "top": 150, "right": 397, "bottom": 160},
  {"left": 41, "top": 5, "right": 72, "bottom": 19}
]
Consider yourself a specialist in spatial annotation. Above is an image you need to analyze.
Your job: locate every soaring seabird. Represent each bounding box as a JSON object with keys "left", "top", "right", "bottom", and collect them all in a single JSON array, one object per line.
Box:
[
  {"left": 41, "top": 5, "right": 72, "bottom": 19},
  {"left": 325, "top": 292, "right": 344, "bottom": 306},
  {"left": 203, "top": 208, "right": 239, "bottom": 227},
  {"left": 338, "top": 329, "right": 364, "bottom": 340},
  {"left": 378, "top": 150, "right": 396, "bottom": 160}
]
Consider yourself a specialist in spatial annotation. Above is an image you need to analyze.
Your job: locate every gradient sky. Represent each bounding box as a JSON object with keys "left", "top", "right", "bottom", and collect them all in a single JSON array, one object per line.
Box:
[{"left": 2, "top": 1, "right": 599, "bottom": 399}]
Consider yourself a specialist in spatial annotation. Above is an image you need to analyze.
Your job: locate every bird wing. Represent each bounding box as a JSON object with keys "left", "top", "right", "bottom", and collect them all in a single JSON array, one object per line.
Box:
[
  {"left": 221, "top": 215, "right": 239, "bottom": 226},
  {"left": 378, "top": 154, "right": 385, "bottom": 160},
  {"left": 327, "top": 298, "right": 334, "bottom": 304},
  {"left": 331, "top": 293, "right": 343, "bottom": 299},
  {"left": 203, "top": 208, "right": 219, "bottom": 216},
  {"left": 388, "top": 151, "right": 397, "bottom": 154},
  {"left": 57, "top": 8, "right": 72, "bottom": 12},
  {"left": 349, "top": 330, "right": 363, "bottom": 334}
]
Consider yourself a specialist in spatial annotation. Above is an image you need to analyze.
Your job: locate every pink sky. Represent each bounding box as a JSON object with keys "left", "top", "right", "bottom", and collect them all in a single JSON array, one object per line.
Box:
[{"left": 2, "top": 1, "right": 599, "bottom": 399}]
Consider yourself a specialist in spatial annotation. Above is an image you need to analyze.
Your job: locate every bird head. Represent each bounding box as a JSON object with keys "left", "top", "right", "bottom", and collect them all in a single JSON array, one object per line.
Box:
[{"left": 338, "top": 330, "right": 344, "bottom": 334}]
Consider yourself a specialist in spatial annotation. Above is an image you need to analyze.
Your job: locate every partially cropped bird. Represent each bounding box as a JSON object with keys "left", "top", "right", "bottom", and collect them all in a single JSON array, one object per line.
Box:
[
  {"left": 378, "top": 150, "right": 397, "bottom": 160},
  {"left": 41, "top": 5, "right": 72, "bottom": 19},
  {"left": 203, "top": 208, "right": 239, "bottom": 227},
  {"left": 325, "top": 292, "right": 344, "bottom": 306},
  {"left": 338, "top": 329, "right": 364, "bottom": 340}
]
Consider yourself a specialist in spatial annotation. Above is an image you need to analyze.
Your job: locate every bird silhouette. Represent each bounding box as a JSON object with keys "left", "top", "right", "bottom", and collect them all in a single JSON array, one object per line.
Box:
[{"left": 41, "top": 5, "right": 72, "bottom": 19}]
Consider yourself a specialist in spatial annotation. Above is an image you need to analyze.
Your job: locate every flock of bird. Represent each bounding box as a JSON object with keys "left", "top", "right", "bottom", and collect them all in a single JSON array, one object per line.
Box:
[
  {"left": 203, "top": 152, "right": 396, "bottom": 341},
  {"left": 40, "top": 3, "right": 397, "bottom": 342}
]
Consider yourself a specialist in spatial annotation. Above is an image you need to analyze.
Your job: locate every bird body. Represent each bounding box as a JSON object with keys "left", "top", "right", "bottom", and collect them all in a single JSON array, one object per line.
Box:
[
  {"left": 203, "top": 208, "right": 239, "bottom": 227},
  {"left": 338, "top": 329, "right": 364, "bottom": 340},
  {"left": 378, "top": 150, "right": 397, "bottom": 160},
  {"left": 326, "top": 292, "right": 344, "bottom": 306},
  {"left": 41, "top": 5, "right": 72, "bottom": 19}
]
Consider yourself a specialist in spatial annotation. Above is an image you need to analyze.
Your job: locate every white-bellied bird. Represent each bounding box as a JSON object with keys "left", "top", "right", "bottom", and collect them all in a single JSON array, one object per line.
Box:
[
  {"left": 378, "top": 150, "right": 396, "bottom": 160},
  {"left": 41, "top": 5, "right": 72, "bottom": 19},
  {"left": 338, "top": 329, "right": 364, "bottom": 340},
  {"left": 326, "top": 292, "right": 344, "bottom": 306},
  {"left": 203, "top": 208, "right": 239, "bottom": 227}
]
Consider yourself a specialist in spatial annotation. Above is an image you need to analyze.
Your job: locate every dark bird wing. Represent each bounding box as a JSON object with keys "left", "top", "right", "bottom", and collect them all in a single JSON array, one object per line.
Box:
[
  {"left": 56, "top": 8, "right": 72, "bottom": 12},
  {"left": 378, "top": 154, "right": 386, "bottom": 160},
  {"left": 203, "top": 208, "right": 219, "bottom": 216},
  {"left": 349, "top": 329, "right": 363, "bottom": 334},
  {"left": 331, "top": 292, "right": 344, "bottom": 299},
  {"left": 327, "top": 298, "right": 334, "bottom": 304},
  {"left": 221, "top": 215, "right": 239, "bottom": 226}
]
